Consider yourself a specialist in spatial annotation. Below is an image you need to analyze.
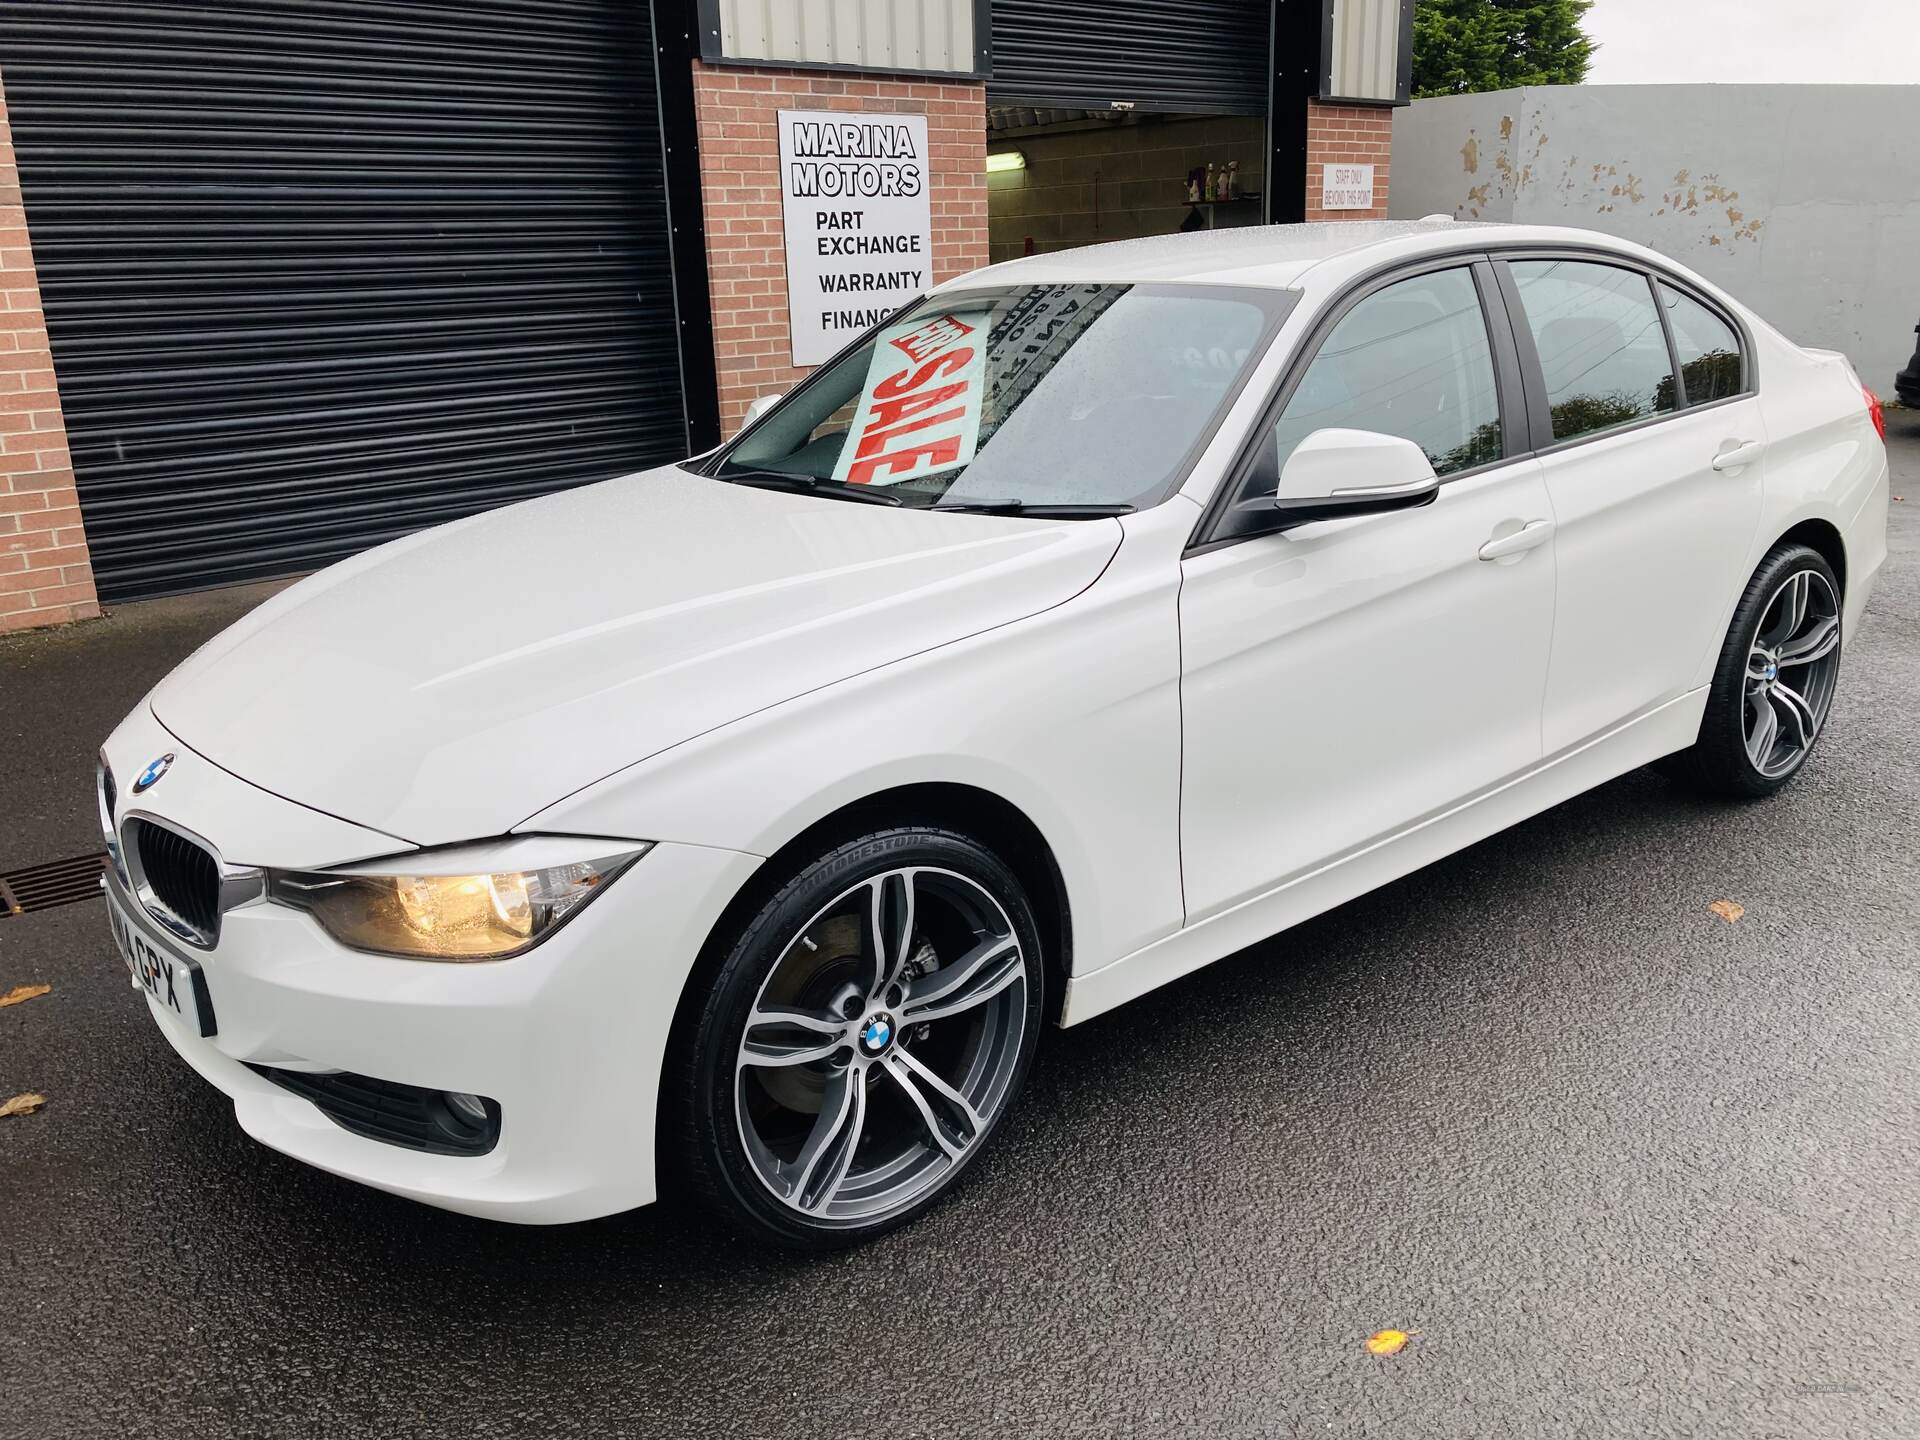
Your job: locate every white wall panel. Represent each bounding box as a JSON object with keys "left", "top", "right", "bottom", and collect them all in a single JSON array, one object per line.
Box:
[
  {"left": 1327, "top": 0, "right": 1406, "bottom": 104},
  {"left": 716, "top": 0, "right": 978, "bottom": 74}
]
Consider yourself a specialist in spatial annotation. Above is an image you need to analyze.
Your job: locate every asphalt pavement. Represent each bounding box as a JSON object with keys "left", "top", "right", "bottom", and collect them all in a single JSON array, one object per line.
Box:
[{"left": 3, "top": 419, "right": 1917, "bottom": 1439}]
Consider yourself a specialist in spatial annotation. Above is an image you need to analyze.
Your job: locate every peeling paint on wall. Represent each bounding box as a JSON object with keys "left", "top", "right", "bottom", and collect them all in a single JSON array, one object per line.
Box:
[
  {"left": 1440, "top": 108, "right": 1762, "bottom": 250},
  {"left": 1392, "top": 84, "right": 1920, "bottom": 386}
]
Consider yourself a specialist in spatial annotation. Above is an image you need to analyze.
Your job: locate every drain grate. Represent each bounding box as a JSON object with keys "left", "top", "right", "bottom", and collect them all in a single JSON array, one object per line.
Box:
[{"left": 0, "top": 852, "right": 108, "bottom": 918}]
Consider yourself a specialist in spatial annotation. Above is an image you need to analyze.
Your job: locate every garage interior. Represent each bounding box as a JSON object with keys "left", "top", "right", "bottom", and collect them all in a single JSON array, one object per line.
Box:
[
  {"left": 985, "top": 0, "right": 1272, "bottom": 261},
  {"left": 985, "top": 109, "right": 1267, "bottom": 263}
]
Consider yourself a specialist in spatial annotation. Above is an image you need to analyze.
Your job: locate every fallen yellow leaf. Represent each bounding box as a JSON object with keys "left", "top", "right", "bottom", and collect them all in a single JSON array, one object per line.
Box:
[
  {"left": 1709, "top": 899, "right": 1745, "bottom": 924},
  {"left": 1365, "top": 1329, "right": 1412, "bottom": 1356},
  {"left": 0, "top": 983, "right": 52, "bottom": 1009},
  {"left": 0, "top": 1092, "right": 48, "bottom": 1119}
]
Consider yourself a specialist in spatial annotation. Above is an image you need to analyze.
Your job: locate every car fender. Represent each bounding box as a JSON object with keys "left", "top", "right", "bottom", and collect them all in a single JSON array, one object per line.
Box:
[
  {"left": 1684, "top": 329, "right": 1887, "bottom": 691},
  {"left": 520, "top": 503, "right": 1197, "bottom": 979}
]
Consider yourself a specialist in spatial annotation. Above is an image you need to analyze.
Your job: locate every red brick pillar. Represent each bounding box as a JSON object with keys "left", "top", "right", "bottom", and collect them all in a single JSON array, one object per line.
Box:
[
  {"left": 688, "top": 62, "right": 988, "bottom": 438},
  {"left": 1304, "top": 100, "right": 1394, "bottom": 222},
  {"left": 0, "top": 66, "right": 99, "bottom": 634}
]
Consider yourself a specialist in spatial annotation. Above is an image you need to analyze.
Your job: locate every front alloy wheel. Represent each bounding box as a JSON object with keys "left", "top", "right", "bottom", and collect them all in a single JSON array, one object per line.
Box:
[{"left": 674, "top": 828, "right": 1044, "bottom": 1248}]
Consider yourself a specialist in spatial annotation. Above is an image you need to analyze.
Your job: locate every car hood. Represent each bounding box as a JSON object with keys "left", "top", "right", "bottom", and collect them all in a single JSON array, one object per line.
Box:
[{"left": 151, "top": 465, "right": 1121, "bottom": 846}]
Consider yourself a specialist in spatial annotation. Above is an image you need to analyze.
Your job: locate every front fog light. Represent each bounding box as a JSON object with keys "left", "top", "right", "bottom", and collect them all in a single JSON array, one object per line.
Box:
[
  {"left": 267, "top": 847, "right": 645, "bottom": 960},
  {"left": 442, "top": 1091, "right": 490, "bottom": 1128}
]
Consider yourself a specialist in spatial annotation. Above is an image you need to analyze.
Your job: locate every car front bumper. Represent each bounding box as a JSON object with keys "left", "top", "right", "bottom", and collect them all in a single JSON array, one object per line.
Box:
[{"left": 102, "top": 707, "right": 762, "bottom": 1224}]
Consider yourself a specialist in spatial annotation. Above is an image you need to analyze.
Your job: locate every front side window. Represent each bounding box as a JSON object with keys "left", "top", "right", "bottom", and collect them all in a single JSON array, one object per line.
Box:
[
  {"left": 715, "top": 283, "right": 1281, "bottom": 512},
  {"left": 1259, "top": 266, "right": 1504, "bottom": 488},
  {"left": 1659, "top": 282, "right": 1744, "bottom": 405},
  {"left": 1509, "top": 259, "right": 1677, "bottom": 442}
]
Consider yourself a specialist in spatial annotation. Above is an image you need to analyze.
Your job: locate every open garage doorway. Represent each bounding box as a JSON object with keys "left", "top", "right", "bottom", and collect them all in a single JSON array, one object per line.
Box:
[
  {"left": 984, "top": 0, "right": 1272, "bottom": 260},
  {"left": 985, "top": 108, "right": 1267, "bottom": 263}
]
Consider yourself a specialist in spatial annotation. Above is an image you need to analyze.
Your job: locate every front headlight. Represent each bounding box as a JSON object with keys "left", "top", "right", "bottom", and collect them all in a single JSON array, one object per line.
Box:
[
  {"left": 267, "top": 844, "right": 646, "bottom": 960},
  {"left": 97, "top": 755, "right": 129, "bottom": 888}
]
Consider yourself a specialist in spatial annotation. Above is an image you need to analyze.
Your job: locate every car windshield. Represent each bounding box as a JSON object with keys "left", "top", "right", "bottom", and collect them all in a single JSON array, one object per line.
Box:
[{"left": 707, "top": 282, "right": 1287, "bottom": 512}]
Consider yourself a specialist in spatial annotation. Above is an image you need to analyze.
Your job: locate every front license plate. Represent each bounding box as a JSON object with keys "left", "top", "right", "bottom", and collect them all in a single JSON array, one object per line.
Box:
[{"left": 107, "top": 882, "right": 216, "bottom": 1038}]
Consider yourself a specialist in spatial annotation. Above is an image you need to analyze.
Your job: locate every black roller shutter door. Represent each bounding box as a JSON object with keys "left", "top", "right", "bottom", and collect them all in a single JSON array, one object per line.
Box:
[
  {"left": 0, "top": 0, "right": 689, "bottom": 602},
  {"left": 989, "top": 0, "right": 1270, "bottom": 114}
]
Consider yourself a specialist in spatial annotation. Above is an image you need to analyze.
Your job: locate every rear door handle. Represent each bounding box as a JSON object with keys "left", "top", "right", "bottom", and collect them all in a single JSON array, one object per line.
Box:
[
  {"left": 1478, "top": 519, "right": 1555, "bottom": 562},
  {"left": 1710, "top": 440, "right": 1766, "bottom": 472}
]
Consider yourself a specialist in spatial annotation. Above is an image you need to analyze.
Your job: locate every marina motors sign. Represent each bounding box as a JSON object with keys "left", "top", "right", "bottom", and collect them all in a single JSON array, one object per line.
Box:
[{"left": 777, "top": 110, "right": 934, "bottom": 366}]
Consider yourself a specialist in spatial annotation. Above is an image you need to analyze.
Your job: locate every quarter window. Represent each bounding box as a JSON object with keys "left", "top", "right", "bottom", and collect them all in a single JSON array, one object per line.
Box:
[
  {"left": 1509, "top": 259, "right": 1677, "bottom": 442},
  {"left": 1264, "top": 266, "right": 1503, "bottom": 485},
  {"left": 1658, "top": 282, "right": 1744, "bottom": 404}
]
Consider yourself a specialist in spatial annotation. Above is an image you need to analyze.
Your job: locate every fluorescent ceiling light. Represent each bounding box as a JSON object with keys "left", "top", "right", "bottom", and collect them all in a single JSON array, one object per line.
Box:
[{"left": 986, "top": 150, "right": 1027, "bottom": 173}]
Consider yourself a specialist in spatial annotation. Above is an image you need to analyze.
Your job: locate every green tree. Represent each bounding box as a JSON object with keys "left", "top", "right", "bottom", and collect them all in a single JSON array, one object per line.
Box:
[{"left": 1412, "top": 0, "right": 1596, "bottom": 98}]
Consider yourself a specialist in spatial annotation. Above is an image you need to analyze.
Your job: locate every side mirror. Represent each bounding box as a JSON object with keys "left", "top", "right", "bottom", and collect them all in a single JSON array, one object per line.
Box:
[
  {"left": 1272, "top": 428, "right": 1439, "bottom": 526},
  {"left": 743, "top": 392, "right": 783, "bottom": 429}
]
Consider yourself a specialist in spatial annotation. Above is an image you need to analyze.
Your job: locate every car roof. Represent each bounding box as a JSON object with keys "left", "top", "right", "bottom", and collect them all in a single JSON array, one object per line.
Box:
[{"left": 939, "top": 220, "right": 1667, "bottom": 294}]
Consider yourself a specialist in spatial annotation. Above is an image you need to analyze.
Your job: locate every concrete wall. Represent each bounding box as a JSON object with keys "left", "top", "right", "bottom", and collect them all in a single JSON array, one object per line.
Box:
[
  {"left": 1391, "top": 85, "right": 1920, "bottom": 391},
  {"left": 987, "top": 116, "right": 1265, "bottom": 265}
]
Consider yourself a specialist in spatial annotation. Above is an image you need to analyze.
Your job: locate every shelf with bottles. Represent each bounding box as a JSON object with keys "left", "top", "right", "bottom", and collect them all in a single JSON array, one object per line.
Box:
[
  {"left": 1184, "top": 195, "right": 1264, "bottom": 231},
  {"left": 1184, "top": 160, "right": 1252, "bottom": 206}
]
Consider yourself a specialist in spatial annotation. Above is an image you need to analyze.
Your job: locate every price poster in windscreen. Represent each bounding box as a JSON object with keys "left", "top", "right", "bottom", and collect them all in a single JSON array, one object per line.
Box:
[{"left": 832, "top": 310, "right": 989, "bottom": 488}]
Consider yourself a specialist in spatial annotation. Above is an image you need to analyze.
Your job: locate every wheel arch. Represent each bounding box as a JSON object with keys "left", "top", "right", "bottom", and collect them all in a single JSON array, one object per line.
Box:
[
  {"left": 1774, "top": 516, "right": 1847, "bottom": 597},
  {"left": 667, "top": 782, "right": 1074, "bottom": 1066}
]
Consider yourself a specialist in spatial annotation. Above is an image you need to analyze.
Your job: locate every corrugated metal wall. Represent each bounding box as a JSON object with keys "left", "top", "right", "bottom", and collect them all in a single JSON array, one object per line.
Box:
[
  {"left": 1327, "top": 0, "right": 1408, "bottom": 104},
  {"left": 0, "top": 0, "right": 689, "bottom": 603},
  {"left": 713, "top": 0, "right": 977, "bottom": 75},
  {"left": 988, "top": 0, "right": 1270, "bottom": 114}
]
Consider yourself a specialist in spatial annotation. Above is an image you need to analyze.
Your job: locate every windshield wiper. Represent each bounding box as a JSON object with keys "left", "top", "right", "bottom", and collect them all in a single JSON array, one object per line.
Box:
[
  {"left": 932, "top": 500, "right": 1135, "bottom": 518},
  {"left": 723, "top": 469, "right": 904, "bottom": 506}
]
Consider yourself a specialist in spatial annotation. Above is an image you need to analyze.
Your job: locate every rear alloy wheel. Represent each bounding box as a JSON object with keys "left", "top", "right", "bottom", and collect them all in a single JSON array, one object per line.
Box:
[
  {"left": 1665, "top": 543, "right": 1842, "bottom": 797},
  {"left": 675, "top": 829, "right": 1044, "bottom": 1248}
]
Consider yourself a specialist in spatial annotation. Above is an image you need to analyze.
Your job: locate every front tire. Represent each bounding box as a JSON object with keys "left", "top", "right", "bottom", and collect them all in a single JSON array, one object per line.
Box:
[
  {"left": 1664, "top": 542, "right": 1843, "bottom": 797},
  {"left": 670, "top": 826, "right": 1045, "bottom": 1249}
]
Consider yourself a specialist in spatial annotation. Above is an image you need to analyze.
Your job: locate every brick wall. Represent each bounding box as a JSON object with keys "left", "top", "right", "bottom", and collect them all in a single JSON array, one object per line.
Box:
[
  {"left": 0, "top": 70, "right": 97, "bottom": 634},
  {"left": 0, "top": 72, "right": 95, "bottom": 635},
  {"left": 690, "top": 61, "right": 988, "bottom": 437},
  {"left": 1304, "top": 100, "right": 1393, "bottom": 222}
]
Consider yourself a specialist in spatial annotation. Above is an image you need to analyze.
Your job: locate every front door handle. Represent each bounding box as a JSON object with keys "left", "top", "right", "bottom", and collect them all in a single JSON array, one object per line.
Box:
[
  {"left": 1710, "top": 440, "right": 1766, "bottom": 472},
  {"left": 1478, "top": 518, "right": 1555, "bottom": 562}
]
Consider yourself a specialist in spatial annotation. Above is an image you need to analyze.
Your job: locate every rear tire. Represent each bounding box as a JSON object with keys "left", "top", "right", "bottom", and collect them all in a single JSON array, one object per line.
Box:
[
  {"left": 668, "top": 826, "right": 1045, "bottom": 1250},
  {"left": 1662, "top": 543, "right": 1842, "bottom": 798}
]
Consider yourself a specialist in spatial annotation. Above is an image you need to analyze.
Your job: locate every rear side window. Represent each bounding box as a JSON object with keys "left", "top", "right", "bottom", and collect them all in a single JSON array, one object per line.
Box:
[
  {"left": 1264, "top": 266, "right": 1504, "bottom": 483},
  {"left": 1658, "top": 282, "right": 1744, "bottom": 404},
  {"left": 1509, "top": 259, "right": 1677, "bottom": 443}
]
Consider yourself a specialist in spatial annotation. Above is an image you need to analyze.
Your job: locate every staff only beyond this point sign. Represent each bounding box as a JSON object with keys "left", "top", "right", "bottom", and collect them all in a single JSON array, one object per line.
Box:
[{"left": 778, "top": 110, "right": 934, "bottom": 367}]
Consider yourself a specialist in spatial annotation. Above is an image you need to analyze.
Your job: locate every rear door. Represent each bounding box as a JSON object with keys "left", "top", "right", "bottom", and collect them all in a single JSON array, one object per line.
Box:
[{"left": 1497, "top": 255, "right": 1766, "bottom": 753}]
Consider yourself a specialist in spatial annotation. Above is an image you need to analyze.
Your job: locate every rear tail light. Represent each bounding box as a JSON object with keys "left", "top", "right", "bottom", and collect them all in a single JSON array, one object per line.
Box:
[{"left": 1864, "top": 385, "right": 1886, "bottom": 442}]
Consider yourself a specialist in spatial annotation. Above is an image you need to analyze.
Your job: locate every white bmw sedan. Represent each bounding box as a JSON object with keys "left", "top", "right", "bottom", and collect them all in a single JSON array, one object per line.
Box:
[{"left": 99, "top": 221, "right": 1889, "bottom": 1247}]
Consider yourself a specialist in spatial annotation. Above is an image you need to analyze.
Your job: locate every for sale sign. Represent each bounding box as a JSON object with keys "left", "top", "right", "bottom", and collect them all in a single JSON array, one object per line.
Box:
[
  {"left": 778, "top": 110, "right": 934, "bottom": 367},
  {"left": 832, "top": 310, "right": 988, "bottom": 487}
]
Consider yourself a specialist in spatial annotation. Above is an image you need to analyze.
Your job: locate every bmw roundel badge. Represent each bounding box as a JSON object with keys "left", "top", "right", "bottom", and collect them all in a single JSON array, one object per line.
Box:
[
  {"left": 860, "top": 1016, "right": 894, "bottom": 1054},
  {"left": 130, "top": 752, "right": 175, "bottom": 794}
]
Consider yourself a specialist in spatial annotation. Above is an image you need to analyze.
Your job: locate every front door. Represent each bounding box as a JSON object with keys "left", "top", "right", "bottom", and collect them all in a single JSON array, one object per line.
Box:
[{"left": 1179, "top": 263, "right": 1559, "bottom": 921}]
